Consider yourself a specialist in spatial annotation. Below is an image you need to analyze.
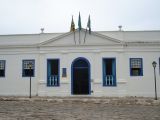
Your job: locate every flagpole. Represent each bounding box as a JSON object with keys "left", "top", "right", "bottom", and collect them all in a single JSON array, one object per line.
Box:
[
  {"left": 79, "top": 30, "right": 81, "bottom": 44},
  {"left": 84, "top": 27, "right": 87, "bottom": 44},
  {"left": 74, "top": 31, "right": 76, "bottom": 45},
  {"left": 78, "top": 12, "right": 81, "bottom": 45}
]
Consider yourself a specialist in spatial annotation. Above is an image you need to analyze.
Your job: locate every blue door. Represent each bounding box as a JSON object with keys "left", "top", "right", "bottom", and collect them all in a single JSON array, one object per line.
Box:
[{"left": 71, "top": 57, "right": 90, "bottom": 95}]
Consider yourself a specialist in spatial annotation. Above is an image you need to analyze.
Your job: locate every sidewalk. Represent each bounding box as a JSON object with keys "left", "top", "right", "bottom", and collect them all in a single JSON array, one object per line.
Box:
[
  {"left": 0, "top": 97, "right": 160, "bottom": 120},
  {"left": 0, "top": 96, "right": 160, "bottom": 105}
]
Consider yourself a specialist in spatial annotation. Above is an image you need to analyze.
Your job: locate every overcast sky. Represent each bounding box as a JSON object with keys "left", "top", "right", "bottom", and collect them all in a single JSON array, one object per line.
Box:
[{"left": 0, "top": 0, "right": 160, "bottom": 34}]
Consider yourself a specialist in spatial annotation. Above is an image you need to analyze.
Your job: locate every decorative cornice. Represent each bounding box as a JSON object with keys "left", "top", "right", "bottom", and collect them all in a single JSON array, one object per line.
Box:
[
  {"left": 125, "top": 41, "right": 160, "bottom": 46},
  {"left": 0, "top": 44, "right": 38, "bottom": 49},
  {"left": 39, "top": 28, "right": 124, "bottom": 46},
  {"left": 0, "top": 28, "right": 160, "bottom": 49}
]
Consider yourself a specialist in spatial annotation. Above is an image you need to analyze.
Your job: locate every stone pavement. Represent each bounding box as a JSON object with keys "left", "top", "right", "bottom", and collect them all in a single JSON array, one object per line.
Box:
[{"left": 0, "top": 97, "right": 160, "bottom": 120}]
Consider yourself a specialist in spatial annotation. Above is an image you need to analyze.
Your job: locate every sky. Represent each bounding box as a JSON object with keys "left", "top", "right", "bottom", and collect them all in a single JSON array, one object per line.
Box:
[{"left": 0, "top": 0, "right": 160, "bottom": 34}]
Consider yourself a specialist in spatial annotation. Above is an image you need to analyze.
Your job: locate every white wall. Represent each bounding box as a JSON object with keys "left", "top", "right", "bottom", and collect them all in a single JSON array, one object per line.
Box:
[
  {"left": 37, "top": 49, "right": 160, "bottom": 97},
  {"left": 0, "top": 54, "right": 39, "bottom": 96},
  {"left": 125, "top": 51, "right": 160, "bottom": 97},
  {"left": 0, "top": 49, "right": 159, "bottom": 97}
]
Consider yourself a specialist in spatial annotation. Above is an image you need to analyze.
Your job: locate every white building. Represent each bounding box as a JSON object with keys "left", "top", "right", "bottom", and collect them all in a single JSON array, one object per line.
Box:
[{"left": 0, "top": 28, "right": 160, "bottom": 97}]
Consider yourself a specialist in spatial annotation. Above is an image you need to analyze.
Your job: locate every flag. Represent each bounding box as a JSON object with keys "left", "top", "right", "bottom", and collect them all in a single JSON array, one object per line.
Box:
[
  {"left": 84, "top": 15, "right": 91, "bottom": 43},
  {"left": 70, "top": 16, "right": 75, "bottom": 32},
  {"left": 78, "top": 12, "right": 82, "bottom": 30},
  {"left": 87, "top": 15, "right": 91, "bottom": 34}
]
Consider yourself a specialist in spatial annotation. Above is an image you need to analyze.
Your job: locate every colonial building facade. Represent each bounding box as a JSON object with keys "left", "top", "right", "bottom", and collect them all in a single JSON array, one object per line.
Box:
[{"left": 0, "top": 29, "right": 160, "bottom": 97}]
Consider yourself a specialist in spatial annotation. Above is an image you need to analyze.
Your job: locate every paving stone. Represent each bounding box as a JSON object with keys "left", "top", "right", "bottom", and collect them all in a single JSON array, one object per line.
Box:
[{"left": 0, "top": 97, "right": 160, "bottom": 120}]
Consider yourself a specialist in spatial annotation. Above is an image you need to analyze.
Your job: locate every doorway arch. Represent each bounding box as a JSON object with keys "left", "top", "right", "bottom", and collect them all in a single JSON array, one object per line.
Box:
[{"left": 71, "top": 57, "right": 91, "bottom": 95}]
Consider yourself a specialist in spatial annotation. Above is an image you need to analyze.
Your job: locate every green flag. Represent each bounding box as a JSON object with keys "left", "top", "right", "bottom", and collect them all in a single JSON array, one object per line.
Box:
[
  {"left": 78, "top": 12, "right": 82, "bottom": 30},
  {"left": 87, "top": 15, "right": 91, "bottom": 34}
]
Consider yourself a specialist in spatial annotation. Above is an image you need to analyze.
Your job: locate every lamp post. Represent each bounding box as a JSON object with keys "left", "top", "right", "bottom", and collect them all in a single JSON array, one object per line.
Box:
[
  {"left": 152, "top": 61, "right": 157, "bottom": 100},
  {"left": 28, "top": 62, "right": 32, "bottom": 98}
]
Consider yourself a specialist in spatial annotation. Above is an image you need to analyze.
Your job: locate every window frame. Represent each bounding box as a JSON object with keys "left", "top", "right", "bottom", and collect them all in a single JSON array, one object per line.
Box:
[
  {"left": 22, "top": 59, "right": 35, "bottom": 77},
  {"left": 0, "top": 60, "right": 6, "bottom": 77},
  {"left": 102, "top": 58, "right": 117, "bottom": 87},
  {"left": 130, "top": 58, "right": 143, "bottom": 76},
  {"left": 47, "top": 59, "right": 60, "bottom": 87}
]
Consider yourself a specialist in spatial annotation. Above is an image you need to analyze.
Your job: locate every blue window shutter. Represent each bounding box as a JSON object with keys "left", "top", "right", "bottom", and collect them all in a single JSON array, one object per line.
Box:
[
  {"left": 159, "top": 58, "right": 160, "bottom": 75},
  {"left": 47, "top": 60, "right": 50, "bottom": 86},
  {"left": 130, "top": 58, "right": 132, "bottom": 76},
  {"left": 102, "top": 59, "right": 106, "bottom": 86},
  {"left": 140, "top": 58, "right": 143, "bottom": 76},
  {"left": 112, "top": 59, "right": 116, "bottom": 86}
]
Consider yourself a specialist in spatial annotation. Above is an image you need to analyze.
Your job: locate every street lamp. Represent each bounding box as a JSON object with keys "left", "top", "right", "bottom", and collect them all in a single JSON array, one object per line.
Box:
[
  {"left": 28, "top": 62, "right": 32, "bottom": 98},
  {"left": 152, "top": 61, "right": 157, "bottom": 100}
]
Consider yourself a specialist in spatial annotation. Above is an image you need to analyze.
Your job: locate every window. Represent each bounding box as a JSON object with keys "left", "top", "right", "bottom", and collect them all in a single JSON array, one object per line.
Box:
[
  {"left": 0, "top": 60, "right": 5, "bottom": 77},
  {"left": 47, "top": 59, "right": 60, "bottom": 86},
  {"left": 103, "top": 58, "right": 116, "bottom": 86},
  {"left": 22, "top": 60, "right": 35, "bottom": 77},
  {"left": 130, "top": 58, "right": 143, "bottom": 76}
]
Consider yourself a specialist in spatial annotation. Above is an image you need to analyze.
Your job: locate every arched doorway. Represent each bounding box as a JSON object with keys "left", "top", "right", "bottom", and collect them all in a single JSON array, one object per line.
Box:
[{"left": 71, "top": 57, "right": 90, "bottom": 95}]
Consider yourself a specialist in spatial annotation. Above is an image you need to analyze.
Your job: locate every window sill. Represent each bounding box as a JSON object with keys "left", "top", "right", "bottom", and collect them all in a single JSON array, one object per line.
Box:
[
  {"left": 47, "top": 85, "right": 60, "bottom": 87},
  {"left": 103, "top": 85, "right": 117, "bottom": 87},
  {"left": 130, "top": 75, "right": 143, "bottom": 77}
]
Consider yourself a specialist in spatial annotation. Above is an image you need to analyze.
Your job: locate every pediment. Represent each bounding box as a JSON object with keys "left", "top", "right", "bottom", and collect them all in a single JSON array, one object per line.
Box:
[{"left": 39, "top": 28, "right": 123, "bottom": 46}]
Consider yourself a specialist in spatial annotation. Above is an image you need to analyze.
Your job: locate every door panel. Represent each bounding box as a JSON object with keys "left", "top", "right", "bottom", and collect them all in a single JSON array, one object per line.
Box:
[
  {"left": 72, "top": 58, "right": 90, "bottom": 95},
  {"left": 73, "top": 68, "right": 89, "bottom": 94}
]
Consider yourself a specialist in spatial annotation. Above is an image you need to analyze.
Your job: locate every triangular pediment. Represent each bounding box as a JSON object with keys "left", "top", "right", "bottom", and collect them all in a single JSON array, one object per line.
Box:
[{"left": 39, "top": 28, "right": 123, "bottom": 46}]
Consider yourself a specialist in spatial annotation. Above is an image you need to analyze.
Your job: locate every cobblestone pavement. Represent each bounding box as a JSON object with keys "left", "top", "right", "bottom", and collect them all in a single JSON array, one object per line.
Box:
[{"left": 0, "top": 98, "right": 160, "bottom": 120}]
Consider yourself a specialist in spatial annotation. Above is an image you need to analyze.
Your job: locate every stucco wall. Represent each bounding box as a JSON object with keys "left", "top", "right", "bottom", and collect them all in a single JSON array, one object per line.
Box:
[
  {"left": 0, "top": 54, "right": 39, "bottom": 96},
  {"left": 36, "top": 50, "right": 160, "bottom": 97},
  {"left": 0, "top": 51, "right": 159, "bottom": 97}
]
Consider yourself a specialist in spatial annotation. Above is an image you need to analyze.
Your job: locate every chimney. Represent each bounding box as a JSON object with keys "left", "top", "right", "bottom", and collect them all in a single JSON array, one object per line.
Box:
[
  {"left": 40, "top": 28, "right": 44, "bottom": 33},
  {"left": 118, "top": 25, "right": 122, "bottom": 31}
]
